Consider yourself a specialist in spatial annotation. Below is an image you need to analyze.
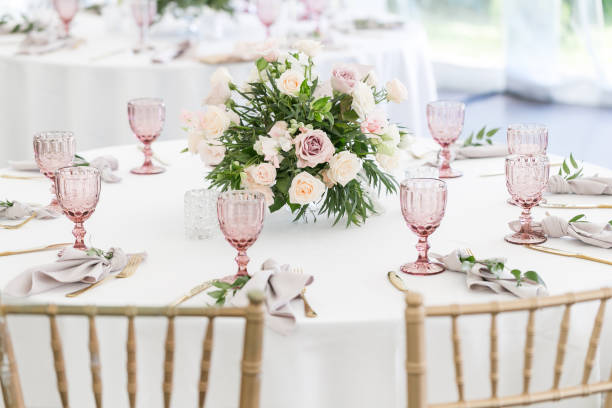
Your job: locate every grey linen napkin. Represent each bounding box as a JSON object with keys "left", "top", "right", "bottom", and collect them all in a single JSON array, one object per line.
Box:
[
  {"left": 510, "top": 215, "right": 612, "bottom": 249},
  {"left": 431, "top": 250, "right": 548, "bottom": 298},
  {"left": 453, "top": 144, "right": 508, "bottom": 160},
  {"left": 232, "top": 259, "right": 314, "bottom": 335},
  {"left": 89, "top": 156, "right": 122, "bottom": 183},
  {"left": 548, "top": 174, "right": 612, "bottom": 195},
  {"left": 4, "top": 248, "right": 128, "bottom": 297},
  {"left": 0, "top": 201, "right": 59, "bottom": 220}
]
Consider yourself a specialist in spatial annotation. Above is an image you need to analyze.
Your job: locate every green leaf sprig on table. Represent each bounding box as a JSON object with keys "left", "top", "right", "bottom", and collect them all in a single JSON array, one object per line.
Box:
[
  {"left": 207, "top": 275, "right": 250, "bottom": 306},
  {"left": 73, "top": 154, "right": 90, "bottom": 167},
  {"left": 569, "top": 213, "right": 612, "bottom": 227},
  {"left": 85, "top": 247, "right": 114, "bottom": 260},
  {"left": 0, "top": 200, "right": 14, "bottom": 208},
  {"left": 459, "top": 254, "right": 546, "bottom": 288},
  {"left": 462, "top": 126, "right": 500, "bottom": 147},
  {"left": 558, "top": 153, "right": 583, "bottom": 181},
  {"left": 156, "top": 0, "right": 233, "bottom": 15},
  {"left": 0, "top": 14, "right": 44, "bottom": 34}
]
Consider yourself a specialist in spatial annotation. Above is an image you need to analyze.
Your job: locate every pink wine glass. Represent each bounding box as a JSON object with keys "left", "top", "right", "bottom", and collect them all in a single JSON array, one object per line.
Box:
[
  {"left": 53, "top": 0, "right": 79, "bottom": 38},
  {"left": 400, "top": 178, "right": 447, "bottom": 276},
  {"left": 304, "top": 0, "right": 327, "bottom": 34},
  {"left": 128, "top": 97, "right": 165, "bottom": 175},
  {"left": 507, "top": 124, "right": 548, "bottom": 155},
  {"left": 33, "top": 131, "right": 76, "bottom": 211},
  {"left": 55, "top": 166, "right": 101, "bottom": 250},
  {"left": 131, "top": 0, "right": 157, "bottom": 53},
  {"left": 217, "top": 191, "right": 266, "bottom": 278},
  {"left": 505, "top": 155, "right": 549, "bottom": 245},
  {"left": 427, "top": 101, "right": 465, "bottom": 178},
  {"left": 256, "top": 0, "right": 282, "bottom": 38}
]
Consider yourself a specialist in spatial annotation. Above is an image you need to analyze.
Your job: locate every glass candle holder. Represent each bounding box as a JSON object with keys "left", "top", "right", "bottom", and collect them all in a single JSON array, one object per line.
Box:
[{"left": 184, "top": 189, "right": 220, "bottom": 240}]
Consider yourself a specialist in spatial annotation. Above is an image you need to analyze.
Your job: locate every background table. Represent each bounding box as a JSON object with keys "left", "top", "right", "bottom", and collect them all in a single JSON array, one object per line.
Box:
[
  {"left": 0, "top": 11, "right": 437, "bottom": 167},
  {"left": 1, "top": 139, "right": 611, "bottom": 407}
]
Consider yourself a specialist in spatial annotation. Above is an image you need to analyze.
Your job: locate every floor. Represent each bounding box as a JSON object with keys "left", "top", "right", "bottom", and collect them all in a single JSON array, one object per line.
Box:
[{"left": 441, "top": 91, "right": 612, "bottom": 168}]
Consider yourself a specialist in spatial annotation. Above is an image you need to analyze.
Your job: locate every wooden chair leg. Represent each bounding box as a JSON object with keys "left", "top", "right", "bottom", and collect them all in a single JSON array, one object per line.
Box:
[
  {"left": 49, "top": 311, "right": 69, "bottom": 408},
  {"left": 405, "top": 292, "right": 426, "bottom": 408},
  {"left": 198, "top": 317, "right": 215, "bottom": 408},
  {"left": 239, "top": 291, "right": 265, "bottom": 408},
  {"left": 163, "top": 315, "right": 175, "bottom": 408},
  {"left": 0, "top": 313, "right": 25, "bottom": 408},
  {"left": 87, "top": 314, "right": 102, "bottom": 408}
]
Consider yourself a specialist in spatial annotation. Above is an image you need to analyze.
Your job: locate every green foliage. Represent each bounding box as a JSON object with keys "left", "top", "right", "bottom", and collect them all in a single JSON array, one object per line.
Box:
[
  {"left": 0, "top": 14, "right": 43, "bottom": 34},
  {"left": 0, "top": 200, "right": 14, "bottom": 208},
  {"left": 156, "top": 0, "right": 233, "bottom": 15},
  {"left": 85, "top": 247, "right": 114, "bottom": 260},
  {"left": 569, "top": 214, "right": 586, "bottom": 223},
  {"left": 558, "top": 153, "right": 583, "bottom": 180},
  {"left": 207, "top": 275, "right": 250, "bottom": 305},
  {"left": 459, "top": 253, "right": 546, "bottom": 288},
  {"left": 463, "top": 126, "right": 499, "bottom": 147}
]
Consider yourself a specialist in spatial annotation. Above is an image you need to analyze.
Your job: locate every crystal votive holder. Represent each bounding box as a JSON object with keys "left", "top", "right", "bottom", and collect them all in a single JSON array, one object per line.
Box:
[{"left": 184, "top": 189, "right": 220, "bottom": 240}]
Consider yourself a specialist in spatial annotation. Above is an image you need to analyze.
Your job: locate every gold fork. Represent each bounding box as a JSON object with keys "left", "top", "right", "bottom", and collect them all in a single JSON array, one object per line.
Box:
[
  {"left": 66, "top": 253, "right": 146, "bottom": 298},
  {"left": 291, "top": 266, "right": 317, "bottom": 318},
  {"left": 525, "top": 244, "right": 612, "bottom": 266},
  {"left": 0, "top": 213, "right": 36, "bottom": 230},
  {"left": 168, "top": 280, "right": 214, "bottom": 307}
]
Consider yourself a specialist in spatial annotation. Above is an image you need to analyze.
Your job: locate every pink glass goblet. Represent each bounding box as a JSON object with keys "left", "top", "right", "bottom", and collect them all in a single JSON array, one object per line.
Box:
[
  {"left": 427, "top": 101, "right": 465, "bottom": 179},
  {"left": 131, "top": 0, "right": 157, "bottom": 53},
  {"left": 33, "top": 131, "right": 76, "bottom": 211},
  {"left": 505, "top": 155, "right": 550, "bottom": 245},
  {"left": 53, "top": 0, "right": 79, "bottom": 38},
  {"left": 400, "top": 178, "right": 447, "bottom": 276},
  {"left": 128, "top": 97, "right": 165, "bottom": 175},
  {"left": 217, "top": 191, "right": 266, "bottom": 278},
  {"left": 55, "top": 166, "right": 101, "bottom": 250},
  {"left": 256, "top": 0, "right": 282, "bottom": 38},
  {"left": 507, "top": 124, "right": 548, "bottom": 155},
  {"left": 304, "top": 0, "right": 327, "bottom": 34}
]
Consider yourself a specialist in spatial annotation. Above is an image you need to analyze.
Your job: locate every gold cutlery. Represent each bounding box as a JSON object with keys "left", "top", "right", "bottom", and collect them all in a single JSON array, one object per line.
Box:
[
  {"left": 169, "top": 280, "right": 214, "bottom": 307},
  {"left": 0, "top": 242, "right": 71, "bottom": 257},
  {"left": 66, "top": 253, "right": 145, "bottom": 297},
  {"left": 480, "top": 162, "right": 561, "bottom": 177},
  {"left": 0, "top": 174, "right": 44, "bottom": 180},
  {"left": 526, "top": 244, "right": 612, "bottom": 266},
  {"left": 387, "top": 271, "right": 409, "bottom": 292},
  {"left": 291, "top": 266, "right": 317, "bottom": 318},
  {"left": 538, "top": 202, "right": 612, "bottom": 209},
  {"left": 0, "top": 213, "right": 36, "bottom": 230}
]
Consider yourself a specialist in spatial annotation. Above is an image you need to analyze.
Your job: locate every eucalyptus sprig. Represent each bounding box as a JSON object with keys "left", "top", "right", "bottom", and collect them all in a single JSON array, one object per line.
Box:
[
  {"left": 462, "top": 126, "right": 500, "bottom": 147},
  {"left": 85, "top": 247, "right": 114, "bottom": 260},
  {"left": 569, "top": 213, "right": 612, "bottom": 227},
  {"left": 459, "top": 254, "right": 546, "bottom": 288},
  {"left": 558, "top": 153, "right": 583, "bottom": 180},
  {"left": 0, "top": 14, "right": 44, "bottom": 34},
  {"left": 208, "top": 276, "right": 250, "bottom": 305},
  {"left": 73, "top": 154, "right": 90, "bottom": 167},
  {"left": 0, "top": 200, "right": 14, "bottom": 208}
]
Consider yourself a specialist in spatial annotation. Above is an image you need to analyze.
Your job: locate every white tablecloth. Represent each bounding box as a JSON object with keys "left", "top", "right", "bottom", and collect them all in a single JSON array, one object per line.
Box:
[
  {"left": 1, "top": 139, "right": 611, "bottom": 407},
  {"left": 0, "top": 12, "right": 436, "bottom": 167}
]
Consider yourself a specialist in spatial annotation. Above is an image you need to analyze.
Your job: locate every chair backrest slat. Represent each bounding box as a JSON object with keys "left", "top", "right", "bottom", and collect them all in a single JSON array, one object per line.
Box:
[
  {"left": 87, "top": 313, "right": 102, "bottom": 408},
  {"left": 405, "top": 293, "right": 427, "bottom": 408},
  {"left": 239, "top": 294, "right": 265, "bottom": 408},
  {"left": 198, "top": 317, "right": 215, "bottom": 408},
  {"left": 126, "top": 313, "right": 137, "bottom": 408},
  {"left": 0, "top": 313, "right": 24, "bottom": 408},
  {"left": 582, "top": 298, "right": 607, "bottom": 384},
  {"left": 522, "top": 308, "right": 536, "bottom": 394},
  {"left": 450, "top": 314, "right": 464, "bottom": 402},
  {"left": 48, "top": 309, "right": 69, "bottom": 408},
  {"left": 552, "top": 303, "right": 573, "bottom": 390},
  {"left": 163, "top": 315, "right": 175, "bottom": 408},
  {"left": 489, "top": 312, "right": 498, "bottom": 398}
]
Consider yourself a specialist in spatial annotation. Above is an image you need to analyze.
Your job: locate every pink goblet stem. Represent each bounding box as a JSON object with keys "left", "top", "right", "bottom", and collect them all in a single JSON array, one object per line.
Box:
[
  {"left": 72, "top": 222, "right": 86, "bottom": 250},
  {"left": 236, "top": 250, "right": 250, "bottom": 276},
  {"left": 427, "top": 100, "right": 465, "bottom": 179}
]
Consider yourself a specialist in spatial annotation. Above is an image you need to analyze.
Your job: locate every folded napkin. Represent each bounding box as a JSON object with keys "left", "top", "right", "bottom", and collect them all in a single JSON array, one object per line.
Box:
[
  {"left": 548, "top": 174, "right": 612, "bottom": 195},
  {"left": 17, "top": 29, "right": 66, "bottom": 55},
  {"left": 4, "top": 247, "right": 128, "bottom": 297},
  {"left": 152, "top": 40, "right": 191, "bottom": 64},
  {"left": 196, "top": 40, "right": 277, "bottom": 65},
  {"left": 0, "top": 201, "right": 60, "bottom": 220},
  {"left": 510, "top": 215, "right": 612, "bottom": 249},
  {"left": 88, "top": 156, "right": 122, "bottom": 183},
  {"left": 232, "top": 259, "right": 314, "bottom": 335},
  {"left": 432, "top": 250, "right": 548, "bottom": 298},
  {"left": 453, "top": 144, "right": 508, "bottom": 160}
]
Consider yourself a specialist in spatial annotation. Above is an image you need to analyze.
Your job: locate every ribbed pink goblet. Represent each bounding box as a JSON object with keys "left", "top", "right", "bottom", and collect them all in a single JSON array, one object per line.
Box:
[
  {"left": 33, "top": 131, "right": 76, "bottom": 211},
  {"left": 400, "top": 178, "right": 447, "bottom": 276},
  {"left": 256, "top": 0, "right": 282, "bottom": 38},
  {"left": 217, "top": 191, "right": 266, "bottom": 278},
  {"left": 128, "top": 97, "right": 165, "bottom": 175},
  {"left": 55, "top": 167, "right": 101, "bottom": 250},
  {"left": 53, "top": 0, "right": 79, "bottom": 38},
  {"left": 507, "top": 124, "right": 548, "bottom": 155},
  {"left": 427, "top": 101, "right": 465, "bottom": 178},
  {"left": 505, "top": 155, "right": 549, "bottom": 245},
  {"left": 304, "top": 0, "right": 327, "bottom": 34},
  {"left": 131, "top": 0, "right": 157, "bottom": 53}
]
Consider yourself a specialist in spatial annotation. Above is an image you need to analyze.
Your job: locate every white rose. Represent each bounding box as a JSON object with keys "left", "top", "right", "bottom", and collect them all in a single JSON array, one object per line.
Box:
[
  {"left": 293, "top": 39, "right": 322, "bottom": 57},
  {"left": 381, "top": 123, "right": 401, "bottom": 146},
  {"left": 364, "top": 70, "right": 378, "bottom": 87},
  {"left": 198, "top": 140, "right": 226, "bottom": 166},
  {"left": 226, "top": 108, "right": 240, "bottom": 125},
  {"left": 254, "top": 38, "right": 280, "bottom": 62},
  {"left": 376, "top": 151, "right": 401, "bottom": 171},
  {"left": 204, "top": 68, "right": 233, "bottom": 105},
  {"left": 210, "top": 67, "right": 232, "bottom": 85},
  {"left": 276, "top": 69, "right": 305, "bottom": 97},
  {"left": 313, "top": 80, "right": 333, "bottom": 100},
  {"left": 386, "top": 78, "right": 408, "bottom": 103},
  {"left": 200, "top": 105, "right": 231, "bottom": 139},
  {"left": 245, "top": 163, "right": 277, "bottom": 186},
  {"left": 288, "top": 171, "right": 326, "bottom": 205},
  {"left": 253, "top": 136, "right": 283, "bottom": 168},
  {"left": 328, "top": 151, "right": 362, "bottom": 187},
  {"left": 351, "top": 82, "right": 375, "bottom": 120},
  {"left": 187, "top": 128, "right": 205, "bottom": 153}
]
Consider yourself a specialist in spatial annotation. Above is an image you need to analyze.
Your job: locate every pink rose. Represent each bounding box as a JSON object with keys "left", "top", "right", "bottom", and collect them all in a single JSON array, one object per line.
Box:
[
  {"left": 330, "top": 64, "right": 358, "bottom": 94},
  {"left": 360, "top": 110, "right": 388, "bottom": 137},
  {"left": 293, "top": 129, "right": 334, "bottom": 168},
  {"left": 198, "top": 140, "right": 225, "bottom": 166}
]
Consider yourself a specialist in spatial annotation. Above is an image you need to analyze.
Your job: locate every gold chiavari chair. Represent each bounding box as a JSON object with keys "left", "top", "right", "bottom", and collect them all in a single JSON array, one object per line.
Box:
[
  {"left": 404, "top": 288, "right": 612, "bottom": 408},
  {"left": 0, "top": 291, "right": 265, "bottom": 408}
]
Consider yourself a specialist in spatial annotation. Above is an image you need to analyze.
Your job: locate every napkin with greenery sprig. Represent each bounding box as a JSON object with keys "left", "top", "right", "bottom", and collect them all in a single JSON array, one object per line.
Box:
[
  {"left": 0, "top": 200, "right": 59, "bottom": 220},
  {"left": 548, "top": 154, "right": 612, "bottom": 195},
  {"left": 455, "top": 126, "right": 507, "bottom": 159},
  {"left": 432, "top": 250, "right": 548, "bottom": 298}
]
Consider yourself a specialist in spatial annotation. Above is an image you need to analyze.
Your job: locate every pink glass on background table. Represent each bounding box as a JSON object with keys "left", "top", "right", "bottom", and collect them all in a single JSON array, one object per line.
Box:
[
  {"left": 55, "top": 166, "right": 101, "bottom": 250},
  {"left": 33, "top": 131, "right": 76, "bottom": 211},
  {"left": 507, "top": 124, "right": 548, "bottom": 155},
  {"left": 400, "top": 178, "right": 448, "bottom": 276},
  {"left": 304, "top": 0, "right": 327, "bottom": 33},
  {"left": 257, "top": 0, "right": 282, "bottom": 38},
  {"left": 217, "top": 191, "right": 266, "bottom": 278},
  {"left": 53, "top": 0, "right": 79, "bottom": 38},
  {"left": 131, "top": 0, "right": 157, "bottom": 53},
  {"left": 427, "top": 101, "right": 465, "bottom": 179},
  {"left": 505, "top": 155, "right": 550, "bottom": 245},
  {"left": 128, "top": 97, "right": 165, "bottom": 175}
]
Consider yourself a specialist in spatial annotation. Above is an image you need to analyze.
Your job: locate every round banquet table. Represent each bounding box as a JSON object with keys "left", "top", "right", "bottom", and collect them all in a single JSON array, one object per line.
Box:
[
  {"left": 1, "top": 140, "right": 612, "bottom": 408},
  {"left": 0, "top": 12, "right": 436, "bottom": 168}
]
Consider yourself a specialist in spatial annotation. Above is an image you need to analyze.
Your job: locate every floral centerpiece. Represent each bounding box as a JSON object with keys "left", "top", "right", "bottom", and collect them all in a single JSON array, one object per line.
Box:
[{"left": 182, "top": 40, "right": 411, "bottom": 226}]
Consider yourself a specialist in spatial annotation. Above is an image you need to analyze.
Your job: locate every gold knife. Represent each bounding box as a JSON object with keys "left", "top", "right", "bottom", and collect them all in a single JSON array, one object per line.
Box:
[
  {"left": 526, "top": 244, "right": 612, "bottom": 266},
  {"left": 0, "top": 243, "right": 71, "bottom": 257},
  {"left": 539, "top": 202, "right": 612, "bottom": 209},
  {"left": 387, "top": 271, "right": 409, "bottom": 292},
  {"left": 169, "top": 281, "right": 214, "bottom": 307}
]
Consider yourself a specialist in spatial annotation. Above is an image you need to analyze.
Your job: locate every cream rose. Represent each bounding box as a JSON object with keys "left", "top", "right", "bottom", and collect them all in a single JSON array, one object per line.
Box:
[
  {"left": 313, "top": 80, "right": 333, "bottom": 100},
  {"left": 288, "top": 171, "right": 326, "bottom": 205},
  {"left": 204, "top": 67, "right": 233, "bottom": 105},
  {"left": 268, "top": 121, "right": 292, "bottom": 151},
  {"left": 247, "top": 183, "right": 274, "bottom": 207},
  {"left": 253, "top": 136, "right": 283, "bottom": 168},
  {"left": 386, "top": 78, "right": 408, "bottom": 103},
  {"left": 321, "top": 168, "right": 336, "bottom": 188},
  {"left": 245, "top": 163, "right": 277, "bottom": 187},
  {"left": 351, "top": 82, "right": 375, "bottom": 120},
  {"left": 255, "top": 38, "right": 280, "bottom": 62},
  {"left": 200, "top": 105, "right": 231, "bottom": 139},
  {"left": 187, "top": 128, "right": 205, "bottom": 153},
  {"left": 328, "top": 151, "right": 362, "bottom": 187},
  {"left": 376, "top": 151, "right": 400, "bottom": 171},
  {"left": 293, "top": 39, "right": 322, "bottom": 57},
  {"left": 198, "top": 139, "right": 226, "bottom": 166},
  {"left": 276, "top": 69, "right": 305, "bottom": 97}
]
